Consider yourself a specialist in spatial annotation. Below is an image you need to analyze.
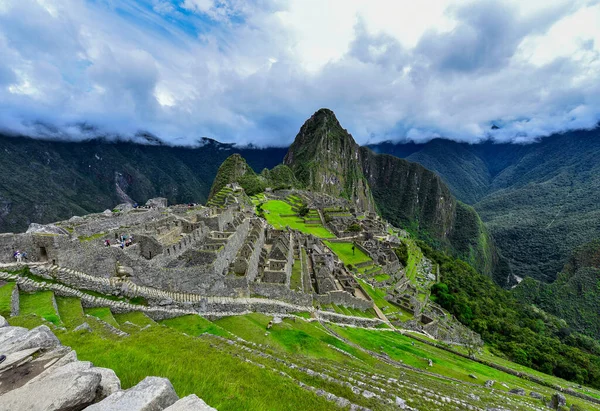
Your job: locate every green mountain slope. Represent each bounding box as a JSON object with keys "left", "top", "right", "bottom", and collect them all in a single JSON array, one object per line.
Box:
[
  {"left": 0, "top": 135, "right": 286, "bottom": 233},
  {"left": 369, "top": 129, "right": 600, "bottom": 282},
  {"left": 514, "top": 239, "right": 600, "bottom": 339}
]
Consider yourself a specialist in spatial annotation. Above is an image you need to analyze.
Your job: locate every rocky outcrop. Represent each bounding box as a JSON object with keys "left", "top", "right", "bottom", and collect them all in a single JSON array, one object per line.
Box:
[
  {"left": 26, "top": 223, "right": 69, "bottom": 236},
  {"left": 146, "top": 198, "right": 168, "bottom": 209},
  {"left": 164, "top": 394, "right": 216, "bottom": 411},
  {"left": 86, "top": 376, "right": 178, "bottom": 411},
  {"left": 0, "top": 318, "right": 215, "bottom": 411}
]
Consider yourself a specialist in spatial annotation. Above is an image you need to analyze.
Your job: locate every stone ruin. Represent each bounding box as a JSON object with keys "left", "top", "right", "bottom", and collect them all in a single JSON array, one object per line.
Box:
[{"left": 0, "top": 196, "right": 379, "bottom": 319}]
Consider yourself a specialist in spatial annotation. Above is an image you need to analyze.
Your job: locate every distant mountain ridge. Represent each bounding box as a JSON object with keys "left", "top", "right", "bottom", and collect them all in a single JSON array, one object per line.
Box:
[
  {"left": 514, "top": 239, "right": 600, "bottom": 339},
  {"left": 368, "top": 128, "right": 600, "bottom": 282},
  {"left": 0, "top": 134, "right": 286, "bottom": 234}
]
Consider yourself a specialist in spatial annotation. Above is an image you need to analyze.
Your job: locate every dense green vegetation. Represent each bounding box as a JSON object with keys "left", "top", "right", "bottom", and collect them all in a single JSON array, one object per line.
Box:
[
  {"left": 422, "top": 241, "right": 600, "bottom": 388},
  {"left": 20, "top": 291, "right": 61, "bottom": 325},
  {"left": 514, "top": 239, "right": 600, "bottom": 339}
]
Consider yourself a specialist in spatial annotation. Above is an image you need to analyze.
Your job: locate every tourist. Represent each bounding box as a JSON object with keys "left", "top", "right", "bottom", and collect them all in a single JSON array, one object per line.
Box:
[
  {"left": 15, "top": 251, "right": 22, "bottom": 263},
  {"left": 21, "top": 251, "right": 28, "bottom": 260},
  {"left": 104, "top": 239, "right": 111, "bottom": 247}
]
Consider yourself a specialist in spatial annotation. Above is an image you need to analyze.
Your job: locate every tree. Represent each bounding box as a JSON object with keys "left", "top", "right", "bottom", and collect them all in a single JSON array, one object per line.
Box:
[{"left": 297, "top": 204, "right": 309, "bottom": 217}]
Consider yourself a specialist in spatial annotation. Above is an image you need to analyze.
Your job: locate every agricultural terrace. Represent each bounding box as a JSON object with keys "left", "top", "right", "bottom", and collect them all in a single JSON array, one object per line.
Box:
[
  {"left": 323, "top": 241, "right": 371, "bottom": 266},
  {"left": 260, "top": 200, "right": 334, "bottom": 238}
]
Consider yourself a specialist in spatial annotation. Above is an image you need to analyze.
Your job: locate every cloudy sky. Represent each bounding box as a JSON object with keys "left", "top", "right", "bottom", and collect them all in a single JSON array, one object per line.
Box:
[{"left": 0, "top": 0, "right": 599, "bottom": 146}]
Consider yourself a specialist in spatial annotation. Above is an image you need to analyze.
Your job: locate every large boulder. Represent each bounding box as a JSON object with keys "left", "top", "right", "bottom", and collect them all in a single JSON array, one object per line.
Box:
[
  {"left": 0, "top": 364, "right": 102, "bottom": 411},
  {"left": 0, "top": 325, "right": 60, "bottom": 354},
  {"left": 164, "top": 394, "right": 216, "bottom": 411},
  {"left": 548, "top": 392, "right": 567, "bottom": 409},
  {"left": 26, "top": 223, "right": 69, "bottom": 235},
  {"left": 94, "top": 367, "right": 122, "bottom": 400},
  {"left": 145, "top": 198, "right": 168, "bottom": 209},
  {"left": 85, "top": 376, "right": 178, "bottom": 411},
  {"left": 0, "top": 326, "right": 29, "bottom": 347},
  {"left": 26, "top": 360, "right": 94, "bottom": 385},
  {"left": 0, "top": 347, "right": 41, "bottom": 372},
  {"left": 114, "top": 203, "right": 134, "bottom": 212}
]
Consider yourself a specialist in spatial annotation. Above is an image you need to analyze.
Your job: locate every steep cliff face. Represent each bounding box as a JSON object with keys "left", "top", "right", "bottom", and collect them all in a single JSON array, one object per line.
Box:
[
  {"left": 360, "top": 147, "right": 506, "bottom": 284},
  {"left": 283, "top": 109, "right": 375, "bottom": 212},
  {"left": 359, "top": 149, "right": 455, "bottom": 239}
]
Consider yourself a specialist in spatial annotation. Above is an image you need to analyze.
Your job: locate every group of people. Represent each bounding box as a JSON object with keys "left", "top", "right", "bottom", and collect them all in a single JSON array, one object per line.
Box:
[
  {"left": 13, "top": 250, "right": 27, "bottom": 263},
  {"left": 104, "top": 234, "right": 135, "bottom": 249}
]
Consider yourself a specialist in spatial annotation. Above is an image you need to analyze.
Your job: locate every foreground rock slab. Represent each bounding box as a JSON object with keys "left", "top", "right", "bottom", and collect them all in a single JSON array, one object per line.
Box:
[
  {"left": 85, "top": 376, "right": 179, "bottom": 411},
  {"left": 0, "top": 366, "right": 102, "bottom": 411},
  {"left": 164, "top": 394, "right": 217, "bottom": 411}
]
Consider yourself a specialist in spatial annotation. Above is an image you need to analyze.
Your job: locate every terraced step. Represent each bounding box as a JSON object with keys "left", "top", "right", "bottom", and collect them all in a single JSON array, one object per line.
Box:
[
  {"left": 20, "top": 290, "right": 61, "bottom": 326},
  {"left": 84, "top": 306, "right": 120, "bottom": 328},
  {"left": 113, "top": 311, "right": 156, "bottom": 327},
  {"left": 0, "top": 282, "right": 17, "bottom": 317},
  {"left": 56, "top": 296, "right": 85, "bottom": 328}
]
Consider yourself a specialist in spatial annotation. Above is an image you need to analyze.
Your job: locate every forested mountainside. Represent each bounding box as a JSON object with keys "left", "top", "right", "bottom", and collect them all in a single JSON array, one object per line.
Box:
[
  {"left": 514, "top": 239, "right": 600, "bottom": 340},
  {"left": 0, "top": 134, "right": 286, "bottom": 233},
  {"left": 282, "top": 109, "right": 506, "bottom": 284},
  {"left": 369, "top": 128, "right": 600, "bottom": 282}
]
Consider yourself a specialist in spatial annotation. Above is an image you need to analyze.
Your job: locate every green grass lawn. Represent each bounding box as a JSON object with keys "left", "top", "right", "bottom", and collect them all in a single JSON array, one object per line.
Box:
[
  {"left": 56, "top": 296, "right": 85, "bottom": 328},
  {"left": 374, "top": 274, "right": 390, "bottom": 282},
  {"left": 84, "top": 306, "right": 120, "bottom": 328},
  {"left": 7, "top": 295, "right": 598, "bottom": 411},
  {"left": 114, "top": 311, "right": 156, "bottom": 328},
  {"left": 214, "top": 313, "right": 367, "bottom": 362},
  {"left": 59, "top": 324, "right": 335, "bottom": 411},
  {"left": 261, "top": 200, "right": 334, "bottom": 238},
  {"left": 0, "top": 282, "right": 16, "bottom": 317},
  {"left": 160, "top": 314, "right": 229, "bottom": 337},
  {"left": 20, "top": 291, "right": 61, "bottom": 325},
  {"left": 290, "top": 259, "right": 302, "bottom": 291},
  {"left": 323, "top": 241, "right": 371, "bottom": 266},
  {"left": 403, "top": 238, "right": 423, "bottom": 282}
]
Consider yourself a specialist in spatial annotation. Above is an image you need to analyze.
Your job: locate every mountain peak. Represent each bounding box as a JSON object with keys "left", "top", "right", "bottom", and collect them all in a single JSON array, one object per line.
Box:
[{"left": 283, "top": 109, "right": 373, "bottom": 211}]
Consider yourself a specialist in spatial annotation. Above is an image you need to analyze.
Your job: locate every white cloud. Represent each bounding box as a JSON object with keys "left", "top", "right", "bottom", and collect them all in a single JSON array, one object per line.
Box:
[{"left": 0, "top": 0, "right": 598, "bottom": 146}]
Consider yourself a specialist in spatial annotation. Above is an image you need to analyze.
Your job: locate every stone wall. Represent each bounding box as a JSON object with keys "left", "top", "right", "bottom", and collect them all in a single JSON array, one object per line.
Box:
[
  {"left": 314, "top": 290, "right": 373, "bottom": 310},
  {"left": 10, "top": 284, "right": 19, "bottom": 316},
  {"left": 245, "top": 221, "right": 265, "bottom": 282},
  {"left": 0, "top": 232, "right": 71, "bottom": 265},
  {"left": 317, "top": 311, "right": 383, "bottom": 328},
  {"left": 73, "top": 209, "right": 161, "bottom": 238},
  {"left": 250, "top": 283, "right": 313, "bottom": 306},
  {"left": 31, "top": 266, "right": 116, "bottom": 295},
  {"left": 161, "top": 224, "right": 210, "bottom": 259}
]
